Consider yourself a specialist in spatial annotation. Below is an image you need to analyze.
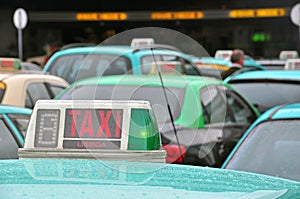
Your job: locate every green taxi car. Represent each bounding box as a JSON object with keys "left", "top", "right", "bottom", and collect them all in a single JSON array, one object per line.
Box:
[
  {"left": 56, "top": 75, "right": 260, "bottom": 167},
  {"left": 42, "top": 45, "right": 201, "bottom": 83},
  {"left": 1, "top": 158, "right": 300, "bottom": 198},
  {"left": 0, "top": 105, "right": 32, "bottom": 159}
]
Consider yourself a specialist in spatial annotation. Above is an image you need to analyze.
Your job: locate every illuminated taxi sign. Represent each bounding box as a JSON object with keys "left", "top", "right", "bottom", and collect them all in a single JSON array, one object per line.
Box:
[
  {"left": 284, "top": 59, "right": 300, "bottom": 70},
  {"left": 230, "top": 9, "right": 256, "bottom": 18},
  {"left": 279, "top": 50, "right": 299, "bottom": 60},
  {"left": 151, "top": 11, "right": 203, "bottom": 20},
  {"left": 230, "top": 8, "right": 286, "bottom": 18},
  {"left": 19, "top": 100, "right": 166, "bottom": 162},
  {"left": 76, "top": 12, "right": 127, "bottom": 21},
  {"left": 0, "top": 57, "right": 21, "bottom": 70},
  {"left": 256, "top": 8, "right": 286, "bottom": 17},
  {"left": 63, "top": 108, "right": 123, "bottom": 149}
]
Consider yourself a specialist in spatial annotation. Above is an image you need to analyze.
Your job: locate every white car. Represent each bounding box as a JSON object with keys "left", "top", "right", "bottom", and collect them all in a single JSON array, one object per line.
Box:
[{"left": 0, "top": 73, "right": 69, "bottom": 108}]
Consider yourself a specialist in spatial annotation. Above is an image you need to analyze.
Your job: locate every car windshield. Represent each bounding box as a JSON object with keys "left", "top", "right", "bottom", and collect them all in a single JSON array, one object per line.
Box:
[
  {"left": 226, "top": 120, "right": 300, "bottom": 182},
  {"left": 59, "top": 85, "right": 184, "bottom": 127},
  {"left": 8, "top": 114, "right": 31, "bottom": 137},
  {"left": 49, "top": 54, "right": 132, "bottom": 83},
  {"left": 230, "top": 81, "right": 300, "bottom": 112}
]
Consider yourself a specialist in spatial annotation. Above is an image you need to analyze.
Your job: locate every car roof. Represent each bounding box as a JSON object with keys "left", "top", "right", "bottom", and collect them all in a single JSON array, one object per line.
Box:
[
  {"left": 226, "top": 70, "right": 300, "bottom": 82},
  {"left": 254, "top": 103, "right": 300, "bottom": 124},
  {"left": 1, "top": 158, "right": 300, "bottom": 197},
  {"left": 43, "top": 45, "right": 194, "bottom": 71},
  {"left": 55, "top": 45, "right": 133, "bottom": 55},
  {"left": 0, "top": 73, "right": 69, "bottom": 85},
  {"left": 0, "top": 104, "right": 32, "bottom": 115},
  {"left": 70, "top": 74, "right": 224, "bottom": 89}
]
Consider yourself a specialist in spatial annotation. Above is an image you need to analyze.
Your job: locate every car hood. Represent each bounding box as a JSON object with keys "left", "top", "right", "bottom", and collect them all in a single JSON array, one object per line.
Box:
[{"left": 0, "top": 159, "right": 299, "bottom": 198}]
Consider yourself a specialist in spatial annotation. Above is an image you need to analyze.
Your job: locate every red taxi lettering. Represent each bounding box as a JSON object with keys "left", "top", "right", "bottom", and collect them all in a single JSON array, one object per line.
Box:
[
  {"left": 2, "top": 61, "right": 13, "bottom": 67},
  {"left": 96, "top": 110, "right": 112, "bottom": 138},
  {"left": 79, "top": 110, "right": 94, "bottom": 137},
  {"left": 66, "top": 109, "right": 122, "bottom": 138},
  {"left": 68, "top": 110, "right": 81, "bottom": 137},
  {"left": 115, "top": 111, "right": 122, "bottom": 138}
]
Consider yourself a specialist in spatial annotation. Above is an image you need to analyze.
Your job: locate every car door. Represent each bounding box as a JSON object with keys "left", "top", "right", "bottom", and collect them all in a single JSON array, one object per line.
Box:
[
  {"left": 0, "top": 115, "right": 22, "bottom": 159},
  {"left": 200, "top": 85, "right": 257, "bottom": 166},
  {"left": 25, "top": 82, "right": 66, "bottom": 109}
]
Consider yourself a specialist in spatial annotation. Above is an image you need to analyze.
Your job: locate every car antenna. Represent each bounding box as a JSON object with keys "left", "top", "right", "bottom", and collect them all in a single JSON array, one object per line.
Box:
[{"left": 150, "top": 47, "right": 183, "bottom": 159}]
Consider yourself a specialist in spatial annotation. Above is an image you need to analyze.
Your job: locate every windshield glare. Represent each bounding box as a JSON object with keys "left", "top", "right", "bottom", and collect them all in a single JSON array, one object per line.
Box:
[
  {"left": 59, "top": 85, "right": 184, "bottom": 126},
  {"left": 49, "top": 54, "right": 131, "bottom": 83},
  {"left": 230, "top": 82, "right": 300, "bottom": 112},
  {"left": 226, "top": 120, "right": 300, "bottom": 182}
]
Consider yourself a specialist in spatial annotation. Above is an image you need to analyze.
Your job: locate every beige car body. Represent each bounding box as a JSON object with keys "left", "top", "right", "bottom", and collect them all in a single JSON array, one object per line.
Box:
[{"left": 0, "top": 73, "right": 69, "bottom": 107}]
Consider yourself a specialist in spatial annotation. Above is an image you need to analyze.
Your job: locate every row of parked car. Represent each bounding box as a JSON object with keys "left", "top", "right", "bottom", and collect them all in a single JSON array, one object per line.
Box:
[{"left": 1, "top": 39, "right": 300, "bottom": 196}]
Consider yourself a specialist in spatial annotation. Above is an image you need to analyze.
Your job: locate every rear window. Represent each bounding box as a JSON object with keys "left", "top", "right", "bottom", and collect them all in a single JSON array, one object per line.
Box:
[
  {"left": 48, "top": 54, "right": 132, "bottom": 83},
  {"left": 59, "top": 85, "right": 185, "bottom": 127},
  {"left": 230, "top": 80, "right": 300, "bottom": 112}
]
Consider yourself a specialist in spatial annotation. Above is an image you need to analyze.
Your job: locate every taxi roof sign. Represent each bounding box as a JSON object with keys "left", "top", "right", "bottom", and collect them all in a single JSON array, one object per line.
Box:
[
  {"left": 284, "top": 58, "right": 300, "bottom": 70},
  {"left": 0, "top": 57, "right": 21, "bottom": 70},
  {"left": 214, "top": 50, "right": 233, "bottom": 60},
  {"left": 19, "top": 100, "right": 166, "bottom": 162},
  {"left": 131, "top": 38, "right": 155, "bottom": 49},
  {"left": 279, "top": 50, "right": 299, "bottom": 60}
]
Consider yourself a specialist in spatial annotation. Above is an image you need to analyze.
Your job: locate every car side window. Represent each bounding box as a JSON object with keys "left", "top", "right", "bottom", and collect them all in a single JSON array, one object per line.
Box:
[
  {"left": 48, "top": 85, "right": 66, "bottom": 97},
  {"left": 225, "top": 89, "right": 256, "bottom": 123},
  {"left": 7, "top": 114, "right": 30, "bottom": 137},
  {"left": 141, "top": 55, "right": 162, "bottom": 74},
  {"left": 25, "top": 83, "right": 51, "bottom": 109},
  {"left": 161, "top": 55, "right": 194, "bottom": 75},
  {"left": 0, "top": 119, "right": 19, "bottom": 159},
  {"left": 200, "top": 86, "right": 231, "bottom": 124},
  {"left": 141, "top": 55, "right": 197, "bottom": 75}
]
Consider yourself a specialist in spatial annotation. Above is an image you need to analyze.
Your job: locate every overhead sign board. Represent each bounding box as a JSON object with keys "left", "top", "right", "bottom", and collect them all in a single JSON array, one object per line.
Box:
[
  {"left": 13, "top": 8, "right": 28, "bottom": 30},
  {"left": 291, "top": 4, "right": 300, "bottom": 26}
]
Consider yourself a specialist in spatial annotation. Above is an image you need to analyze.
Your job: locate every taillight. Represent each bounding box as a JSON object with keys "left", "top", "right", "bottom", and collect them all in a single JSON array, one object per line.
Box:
[{"left": 162, "top": 145, "right": 186, "bottom": 163}]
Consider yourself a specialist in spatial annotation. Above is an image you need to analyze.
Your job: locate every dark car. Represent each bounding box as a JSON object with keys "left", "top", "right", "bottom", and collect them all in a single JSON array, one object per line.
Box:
[{"left": 56, "top": 75, "right": 260, "bottom": 167}]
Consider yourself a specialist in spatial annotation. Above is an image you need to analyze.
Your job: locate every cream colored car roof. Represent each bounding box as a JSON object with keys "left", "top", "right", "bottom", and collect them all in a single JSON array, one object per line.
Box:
[{"left": 0, "top": 73, "right": 69, "bottom": 107}]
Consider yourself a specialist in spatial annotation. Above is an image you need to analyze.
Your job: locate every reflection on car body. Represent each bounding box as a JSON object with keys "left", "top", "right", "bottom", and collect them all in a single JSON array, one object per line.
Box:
[
  {"left": 225, "top": 70, "right": 300, "bottom": 113},
  {"left": 1, "top": 158, "right": 300, "bottom": 198},
  {"left": 223, "top": 103, "right": 300, "bottom": 182},
  {"left": 56, "top": 75, "right": 260, "bottom": 167}
]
